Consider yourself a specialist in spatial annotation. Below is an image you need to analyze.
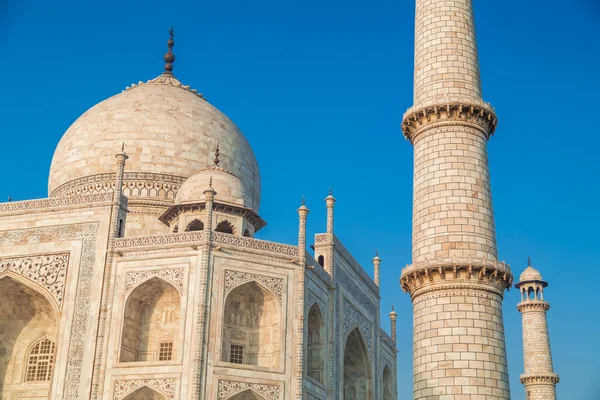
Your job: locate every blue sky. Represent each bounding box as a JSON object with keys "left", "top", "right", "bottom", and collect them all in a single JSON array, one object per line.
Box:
[{"left": 1, "top": 0, "right": 599, "bottom": 399}]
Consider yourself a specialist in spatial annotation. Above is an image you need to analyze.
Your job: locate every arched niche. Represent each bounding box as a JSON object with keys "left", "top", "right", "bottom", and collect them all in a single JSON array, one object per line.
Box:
[
  {"left": 186, "top": 219, "right": 204, "bottom": 232},
  {"left": 0, "top": 276, "right": 58, "bottom": 398},
  {"left": 343, "top": 328, "right": 372, "bottom": 400},
  {"left": 307, "top": 303, "right": 325, "bottom": 383},
  {"left": 122, "top": 386, "right": 167, "bottom": 400},
  {"left": 222, "top": 281, "right": 280, "bottom": 369},
  {"left": 228, "top": 389, "right": 266, "bottom": 400},
  {"left": 120, "top": 277, "right": 181, "bottom": 362},
  {"left": 383, "top": 365, "right": 393, "bottom": 400},
  {"left": 215, "top": 220, "right": 235, "bottom": 234}
]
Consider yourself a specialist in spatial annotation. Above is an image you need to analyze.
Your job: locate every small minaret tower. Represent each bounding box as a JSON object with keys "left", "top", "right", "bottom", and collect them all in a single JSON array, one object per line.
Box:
[
  {"left": 400, "top": 0, "right": 512, "bottom": 399},
  {"left": 515, "top": 258, "right": 559, "bottom": 400}
]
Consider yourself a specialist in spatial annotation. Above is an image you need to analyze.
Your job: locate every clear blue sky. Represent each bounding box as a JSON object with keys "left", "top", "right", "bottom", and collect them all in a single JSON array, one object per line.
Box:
[{"left": 1, "top": 0, "right": 599, "bottom": 399}]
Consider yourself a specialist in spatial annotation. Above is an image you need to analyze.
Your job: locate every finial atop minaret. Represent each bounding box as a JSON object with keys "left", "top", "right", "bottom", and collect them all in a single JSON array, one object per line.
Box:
[
  {"left": 528, "top": 256, "right": 531, "bottom": 267},
  {"left": 163, "top": 27, "right": 175, "bottom": 74},
  {"left": 373, "top": 250, "right": 382, "bottom": 287},
  {"left": 214, "top": 144, "right": 220, "bottom": 166}
]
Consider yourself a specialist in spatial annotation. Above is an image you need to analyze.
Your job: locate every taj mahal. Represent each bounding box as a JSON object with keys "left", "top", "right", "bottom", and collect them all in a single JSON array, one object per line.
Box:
[{"left": 0, "top": 1, "right": 559, "bottom": 400}]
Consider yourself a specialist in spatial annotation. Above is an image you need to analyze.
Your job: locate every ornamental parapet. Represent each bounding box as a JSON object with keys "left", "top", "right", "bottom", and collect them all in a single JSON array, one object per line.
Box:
[
  {"left": 520, "top": 373, "right": 559, "bottom": 385},
  {"left": 401, "top": 101, "right": 497, "bottom": 143},
  {"left": 400, "top": 257, "right": 513, "bottom": 294},
  {"left": 517, "top": 300, "right": 550, "bottom": 312},
  {"left": 113, "top": 231, "right": 299, "bottom": 258}
]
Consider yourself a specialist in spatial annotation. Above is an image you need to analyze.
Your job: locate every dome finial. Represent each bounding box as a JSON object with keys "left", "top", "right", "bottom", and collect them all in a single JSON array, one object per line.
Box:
[
  {"left": 163, "top": 27, "right": 175, "bottom": 74},
  {"left": 528, "top": 256, "right": 531, "bottom": 267},
  {"left": 214, "top": 143, "right": 220, "bottom": 166}
]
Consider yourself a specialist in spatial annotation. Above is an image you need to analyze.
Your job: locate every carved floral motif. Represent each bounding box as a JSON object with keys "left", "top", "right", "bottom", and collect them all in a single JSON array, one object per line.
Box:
[
  {"left": 224, "top": 270, "right": 284, "bottom": 302},
  {"left": 125, "top": 268, "right": 184, "bottom": 293},
  {"left": 0, "top": 254, "right": 70, "bottom": 310},
  {"left": 0, "top": 193, "right": 113, "bottom": 214},
  {"left": 342, "top": 297, "right": 373, "bottom": 359},
  {"left": 0, "top": 223, "right": 100, "bottom": 400},
  {"left": 217, "top": 380, "right": 280, "bottom": 400},
  {"left": 113, "top": 378, "right": 176, "bottom": 400}
]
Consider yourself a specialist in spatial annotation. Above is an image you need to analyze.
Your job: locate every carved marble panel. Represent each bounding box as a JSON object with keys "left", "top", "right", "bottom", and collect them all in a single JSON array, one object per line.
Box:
[
  {"left": 0, "top": 253, "right": 70, "bottom": 310},
  {"left": 342, "top": 297, "right": 373, "bottom": 359},
  {"left": 125, "top": 268, "right": 184, "bottom": 294},
  {"left": 217, "top": 379, "right": 280, "bottom": 400},
  {"left": 224, "top": 270, "right": 283, "bottom": 302},
  {"left": 113, "top": 378, "right": 176, "bottom": 400}
]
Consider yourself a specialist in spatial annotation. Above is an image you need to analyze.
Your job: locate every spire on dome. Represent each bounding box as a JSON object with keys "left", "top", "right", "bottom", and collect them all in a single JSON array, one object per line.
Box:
[
  {"left": 214, "top": 144, "right": 220, "bottom": 166},
  {"left": 528, "top": 256, "right": 531, "bottom": 267},
  {"left": 164, "top": 27, "right": 176, "bottom": 74}
]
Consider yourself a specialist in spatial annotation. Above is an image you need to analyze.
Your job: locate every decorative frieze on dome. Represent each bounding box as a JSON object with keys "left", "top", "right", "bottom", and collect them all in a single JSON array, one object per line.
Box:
[{"left": 125, "top": 72, "right": 205, "bottom": 99}]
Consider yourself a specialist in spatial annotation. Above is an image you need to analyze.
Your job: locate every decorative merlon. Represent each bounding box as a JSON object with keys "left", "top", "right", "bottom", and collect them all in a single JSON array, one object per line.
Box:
[
  {"left": 520, "top": 374, "right": 560, "bottom": 385},
  {"left": 401, "top": 101, "right": 497, "bottom": 142},
  {"left": 400, "top": 257, "right": 513, "bottom": 293},
  {"left": 517, "top": 300, "right": 550, "bottom": 312}
]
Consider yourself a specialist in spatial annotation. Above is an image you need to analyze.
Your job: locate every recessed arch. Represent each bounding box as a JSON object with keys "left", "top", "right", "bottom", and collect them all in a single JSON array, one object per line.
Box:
[
  {"left": 122, "top": 385, "right": 168, "bottom": 400},
  {"left": 186, "top": 219, "right": 204, "bottom": 232},
  {"left": 120, "top": 277, "right": 181, "bottom": 362},
  {"left": 383, "top": 365, "right": 393, "bottom": 400},
  {"left": 0, "top": 272, "right": 60, "bottom": 316},
  {"left": 307, "top": 302, "right": 326, "bottom": 383},
  {"left": 343, "top": 328, "right": 372, "bottom": 400},
  {"left": 215, "top": 220, "right": 235, "bottom": 234},
  {"left": 222, "top": 281, "right": 281, "bottom": 369},
  {"left": 227, "top": 389, "right": 267, "bottom": 400},
  {"left": 0, "top": 276, "right": 58, "bottom": 399}
]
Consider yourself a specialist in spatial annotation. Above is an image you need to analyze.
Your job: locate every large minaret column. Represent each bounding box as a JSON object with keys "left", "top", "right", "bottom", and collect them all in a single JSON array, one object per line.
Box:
[
  {"left": 515, "top": 260, "right": 559, "bottom": 400},
  {"left": 401, "top": 1, "right": 512, "bottom": 399}
]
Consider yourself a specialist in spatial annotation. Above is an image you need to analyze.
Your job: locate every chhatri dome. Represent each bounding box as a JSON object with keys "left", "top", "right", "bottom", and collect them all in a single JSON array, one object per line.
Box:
[
  {"left": 48, "top": 29, "right": 260, "bottom": 235},
  {"left": 518, "top": 257, "right": 544, "bottom": 282}
]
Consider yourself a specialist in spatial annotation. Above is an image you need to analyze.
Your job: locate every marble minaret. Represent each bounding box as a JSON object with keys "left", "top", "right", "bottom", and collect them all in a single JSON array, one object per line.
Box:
[
  {"left": 400, "top": 0, "right": 513, "bottom": 399},
  {"left": 515, "top": 259, "right": 559, "bottom": 400}
]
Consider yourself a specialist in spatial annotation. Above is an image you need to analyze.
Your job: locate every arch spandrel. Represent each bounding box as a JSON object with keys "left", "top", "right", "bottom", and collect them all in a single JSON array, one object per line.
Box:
[
  {"left": 124, "top": 269, "right": 185, "bottom": 296},
  {"left": 0, "top": 253, "right": 70, "bottom": 313},
  {"left": 223, "top": 270, "right": 284, "bottom": 303}
]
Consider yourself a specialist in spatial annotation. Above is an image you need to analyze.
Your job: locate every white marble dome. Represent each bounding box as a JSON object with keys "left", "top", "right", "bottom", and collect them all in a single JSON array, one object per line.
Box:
[
  {"left": 519, "top": 266, "right": 543, "bottom": 282},
  {"left": 175, "top": 167, "right": 253, "bottom": 209},
  {"left": 48, "top": 73, "right": 261, "bottom": 210}
]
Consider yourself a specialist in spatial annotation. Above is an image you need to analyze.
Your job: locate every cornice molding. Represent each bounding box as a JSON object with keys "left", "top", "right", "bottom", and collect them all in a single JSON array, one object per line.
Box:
[{"left": 520, "top": 373, "right": 559, "bottom": 385}]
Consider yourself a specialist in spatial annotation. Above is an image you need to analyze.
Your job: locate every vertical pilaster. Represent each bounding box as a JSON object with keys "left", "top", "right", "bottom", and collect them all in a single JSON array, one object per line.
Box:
[
  {"left": 516, "top": 263, "right": 559, "bottom": 400},
  {"left": 90, "top": 146, "right": 128, "bottom": 399},
  {"left": 373, "top": 250, "right": 381, "bottom": 287},
  {"left": 401, "top": 1, "right": 511, "bottom": 399},
  {"left": 389, "top": 306, "right": 397, "bottom": 343},
  {"left": 296, "top": 199, "right": 309, "bottom": 399},
  {"left": 193, "top": 182, "right": 216, "bottom": 399}
]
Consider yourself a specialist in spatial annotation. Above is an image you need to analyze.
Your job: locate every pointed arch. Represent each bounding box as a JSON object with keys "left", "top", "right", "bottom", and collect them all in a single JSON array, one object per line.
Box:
[
  {"left": 120, "top": 277, "right": 181, "bottom": 362},
  {"left": 307, "top": 302, "right": 326, "bottom": 383},
  {"left": 227, "top": 388, "right": 267, "bottom": 400},
  {"left": 186, "top": 219, "right": 204, "bottom": 232},
  {"left": 382, "top": 365, "right": 393, "bottom": 400},
  {"left": 122, "top": 385, "right": 168, "bottom": 400},
  {"left": 222, "top": 281, "right": 281, "bottom": 369},
  {"left": 0, "top": 271, "right": 60, "bottom": 315},
  {"left": 0, "top": 276, "right": 58, "bottom": 399},
  {"left": 343, "top": 328, "right": 372, "bottom": 400},
  {"left": 215, "top": 220, "right": 235, "bottom": 234}
]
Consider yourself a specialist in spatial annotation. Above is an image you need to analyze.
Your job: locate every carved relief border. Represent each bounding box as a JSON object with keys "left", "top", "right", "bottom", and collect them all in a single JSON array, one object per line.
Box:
[
  {"left": 223, "top": 270, "right": 284, "bottom": 302},
  {"left": 113, "top": 378, "right": 176, "bottom": 400},
  {"left": 125, "top": 268, "right": 184, "bottom": 294},
  {"left": 0, "top": 253, "right": 70, "bottom": 311},
  {"left": 307, "top": 289, "right": 327, "bottom": 317},
  {"left": 217, "top": 379, "right": 280, "bottom": 400},
  {"left": 0, "top": 223, "right": 100, "bottom": 400},
  {"left": 342, "top": 297, "right": 373, "bottom": 359}
]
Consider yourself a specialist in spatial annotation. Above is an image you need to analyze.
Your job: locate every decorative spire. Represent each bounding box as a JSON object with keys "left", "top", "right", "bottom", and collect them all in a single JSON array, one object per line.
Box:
[
  {"left": 214, "top": 144, "right": 220, "bottom": 166},
  {"left": 391, "top": 304, "right": 395, "bottom": 312},
  {"left": 528, "top": 256, "right": 531, "bottom": 267},
  {"left": 209, "top": 176, "right": 213, "bottom": 188},
  {"left": 376, "top": 249, "right": 379, "bottom": 257},
  {"left": 302, "top": 195, "right": 306, "bottom": 206},
  {"left": 329, "top": 187, "right": 333, "bottom": 196},
  {"left": 163, "top": 27, "right": 175, "bottom": 74}
]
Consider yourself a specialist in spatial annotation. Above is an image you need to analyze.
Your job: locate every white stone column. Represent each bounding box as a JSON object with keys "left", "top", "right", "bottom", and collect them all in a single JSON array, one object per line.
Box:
[
  {"left": 296, "top": 199, "right": 309, "bottom": 399},
  {"left": 373, "top": 250, "right": 381, "bottom": 287},
  {"left": 389, "top": 306, "right": 397, "bottom": 343},
  {"left": 400, "top": 1, "right": 511, "bottom": 399},
  {"left": 516, "top": 263, "right": 559, "bottom": 400}
]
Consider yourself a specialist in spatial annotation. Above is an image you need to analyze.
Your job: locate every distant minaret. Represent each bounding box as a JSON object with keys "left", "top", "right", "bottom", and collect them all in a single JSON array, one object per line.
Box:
[
  {"left": 399, "top": 1, "right": 512, "bottom": 399},
  {"left": 515, "top": 259, "right": 559, "bottom": 400}
]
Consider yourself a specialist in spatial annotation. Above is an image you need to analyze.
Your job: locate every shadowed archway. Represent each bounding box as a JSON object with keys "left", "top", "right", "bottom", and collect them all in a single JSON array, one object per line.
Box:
[
  {"left": 343, "top": 328, "right": 372, "bottom": 400},
  {"left": 0, "top": 276, "right": 58, "bottom": 398},
  {"left": 122, "top": 386, "right": 167, "bottom": 400},
  {"left": 228, "top": 389, "right": 266, "bottom": 400}
]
